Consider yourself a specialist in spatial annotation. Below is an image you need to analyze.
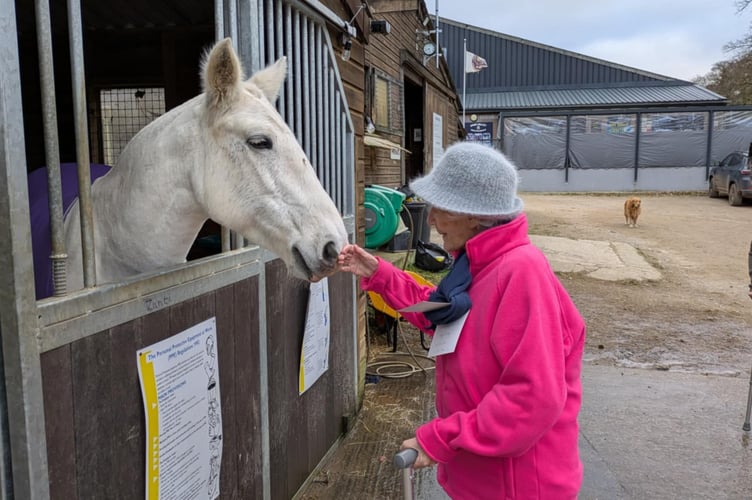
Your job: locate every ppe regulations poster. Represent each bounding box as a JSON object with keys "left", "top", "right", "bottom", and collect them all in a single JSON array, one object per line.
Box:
[{"left": 137, "top": 317, "right": 222, "bottom": 500}]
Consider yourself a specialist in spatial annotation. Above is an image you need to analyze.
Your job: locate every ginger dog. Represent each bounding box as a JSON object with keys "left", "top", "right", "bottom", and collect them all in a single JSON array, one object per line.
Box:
[{"left": 624, "top": 196, "right": 641, "bottom": 228}]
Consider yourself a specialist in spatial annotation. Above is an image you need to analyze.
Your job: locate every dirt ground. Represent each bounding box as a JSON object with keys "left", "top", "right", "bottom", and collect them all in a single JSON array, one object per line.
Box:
[
  {"left": 523, "top": 192, "right": 752, "bottom": 375},
  {"left": 296, "top": 192, "right": 752, "bottom": 499}
]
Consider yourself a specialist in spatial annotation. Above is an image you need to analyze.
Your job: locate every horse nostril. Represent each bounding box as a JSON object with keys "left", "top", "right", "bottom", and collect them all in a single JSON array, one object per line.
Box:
[{"left": 323, "top": 241, "right": 338, "bottom": 262}]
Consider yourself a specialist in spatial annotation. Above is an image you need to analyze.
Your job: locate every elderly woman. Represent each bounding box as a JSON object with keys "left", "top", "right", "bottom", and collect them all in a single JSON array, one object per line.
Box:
[{"left": 338, "top": 142, "right": 586, "bottom": 499}]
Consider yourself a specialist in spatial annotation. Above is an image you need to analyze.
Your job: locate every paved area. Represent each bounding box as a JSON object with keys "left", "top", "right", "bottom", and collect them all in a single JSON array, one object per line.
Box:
[
  {"left": 296, "top": 354, "right": 752, "bottom": 500},
  {"left": 536, "top": 235, "right": 751, "bottom": 498},
  {"left": 579, "top": 364, "right": 752, "bottom": 499},
  {"left": 296, "top": 355, "right": 752, "bottom": 499},
  {"left": 530, "top": 235, "right": 662, "bottom": 282}
]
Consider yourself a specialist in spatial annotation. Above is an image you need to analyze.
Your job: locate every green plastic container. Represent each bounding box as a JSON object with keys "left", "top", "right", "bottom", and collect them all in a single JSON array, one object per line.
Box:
[{"left": 364, "top": 185, "right": 405, "bottom": 248}]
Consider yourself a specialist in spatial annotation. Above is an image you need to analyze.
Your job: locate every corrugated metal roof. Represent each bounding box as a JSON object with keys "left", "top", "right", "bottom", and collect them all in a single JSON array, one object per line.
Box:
[
  {"left": 438, "top": 17, "right": 676, "bottom": 91},
  {"left": 465, "top": 84, "right": 726, "bottom": 111},
  {"left": 437, "top": 17, "right": 728, "bottom": 110}
]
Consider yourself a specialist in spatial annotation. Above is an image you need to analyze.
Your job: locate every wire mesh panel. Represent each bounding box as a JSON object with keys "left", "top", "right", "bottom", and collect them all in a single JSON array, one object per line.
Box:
[
  {"left": 711, "top": 110, "right": 752, "bottom": 160},
  {"left": 99, "top": 88, "right": 165, "bottom": 165}
]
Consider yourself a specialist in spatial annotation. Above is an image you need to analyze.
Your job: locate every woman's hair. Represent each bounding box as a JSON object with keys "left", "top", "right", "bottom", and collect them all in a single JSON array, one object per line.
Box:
[
  {"left": 477, "top": 215, "right": 516, "bottom": 229},
  {"left": 433, "top": 205, "right": 517, "bottom": 229}
]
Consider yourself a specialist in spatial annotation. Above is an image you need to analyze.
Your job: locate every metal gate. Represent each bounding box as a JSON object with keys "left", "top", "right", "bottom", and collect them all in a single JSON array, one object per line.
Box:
[{"left": 0, "top": 0, "right": 356, "bottom": 498}]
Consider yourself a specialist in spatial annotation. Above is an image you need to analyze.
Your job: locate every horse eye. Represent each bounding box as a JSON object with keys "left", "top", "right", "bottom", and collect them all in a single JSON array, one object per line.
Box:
[{"left": 247, "top": 135, "right": 273, "bottom": 150}]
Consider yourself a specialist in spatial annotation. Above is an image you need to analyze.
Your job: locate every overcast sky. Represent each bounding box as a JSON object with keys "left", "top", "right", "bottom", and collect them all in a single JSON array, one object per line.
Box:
[{"left": 425, "top": 0, "right": 751, "bottom": 81}]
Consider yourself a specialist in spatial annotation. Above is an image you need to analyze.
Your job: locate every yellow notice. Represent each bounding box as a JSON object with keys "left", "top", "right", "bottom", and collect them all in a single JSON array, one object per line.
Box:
[
  {"left": 138, "top": 351, "right": 160, "bottom": 497},
  {"left": 137, "top": 317, "right": 222, "bottom": 499}
]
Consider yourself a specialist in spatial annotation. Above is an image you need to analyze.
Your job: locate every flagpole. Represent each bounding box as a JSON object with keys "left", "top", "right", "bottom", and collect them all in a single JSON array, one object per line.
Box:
[
  {"left": 463, "top": 38, "right": 467, "bottom": 126},
  {"left": 435, "top": 0, "right": 440, "bottom": 68}
]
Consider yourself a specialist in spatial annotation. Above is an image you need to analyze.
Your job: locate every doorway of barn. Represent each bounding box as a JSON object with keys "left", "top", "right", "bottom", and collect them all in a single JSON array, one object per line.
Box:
[{"left": 403, "top": 78, "right": 425, "bottom": 183}]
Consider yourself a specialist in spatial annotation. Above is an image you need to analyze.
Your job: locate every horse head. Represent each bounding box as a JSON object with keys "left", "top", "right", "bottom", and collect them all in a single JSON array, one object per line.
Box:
[
  {"left": 56, "top": 38, "right": 348, "bottom": 296},
  {"left": 196, "top": 38, "right": 348, "bottom": 282}
]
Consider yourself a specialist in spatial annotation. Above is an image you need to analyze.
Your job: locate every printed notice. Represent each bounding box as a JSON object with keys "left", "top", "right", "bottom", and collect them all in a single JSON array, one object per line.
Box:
[
  {"left": 432, "top": 112, "right": 444, "bottom": 169},
  {"left": 428, "top": 311, "right": 470, "bottom": 357},
  {"left": 137, "top": 317, "right": 222, "bottom": 500},
  {"left": 299, "top": 278, "right": 331, "bottom": 395}
]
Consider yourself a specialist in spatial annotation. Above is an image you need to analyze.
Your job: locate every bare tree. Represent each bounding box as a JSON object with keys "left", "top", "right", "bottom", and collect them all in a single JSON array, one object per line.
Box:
[
  {"left": 699, "top": 53, "right": 752, "bottom": 104},
  {"left": 725, "top": 0, "right": 752, "bottom": 51},
  {"left": 691, "top": 1, "right": 752, "bottom": 103}
]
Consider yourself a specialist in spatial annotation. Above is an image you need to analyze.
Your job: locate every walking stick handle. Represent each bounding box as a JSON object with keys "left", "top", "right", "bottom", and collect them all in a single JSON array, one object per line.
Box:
[
  {"left": 394, "top": 448, "right": 419, "bottom": 469},
  {"left": 394, "top": 448, "right": 419, "bottom": 500}
]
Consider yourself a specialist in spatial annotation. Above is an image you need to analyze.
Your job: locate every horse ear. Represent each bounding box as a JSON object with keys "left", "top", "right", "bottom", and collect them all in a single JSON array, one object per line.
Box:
[
  {"left": 202, "top": 38, "right": 244, "bottom": 106},
  {"left": 248, "top": 57, "right": 287, "bottom": 103}
]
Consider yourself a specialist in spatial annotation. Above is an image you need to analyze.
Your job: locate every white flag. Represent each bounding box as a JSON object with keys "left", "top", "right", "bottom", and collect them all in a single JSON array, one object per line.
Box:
[{"left": 465, "top": 51, "right": 488, "bottom": 73}]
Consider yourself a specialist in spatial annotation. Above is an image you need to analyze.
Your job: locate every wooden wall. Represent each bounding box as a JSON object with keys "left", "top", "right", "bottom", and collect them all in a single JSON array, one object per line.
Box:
[
  {"left": 425, "top": 83, "right": 461, "bottom": 169},
  {"left": 42, "top": 267, "right": 355, "bottom": 499},
  {"left": 42, "top": 278, "right": 263, "bottom": 499},
  {"left": 361, "top": 3, "right": 407, "bottom": 188},
  {"left": 267, "top": 263, "right": 356, "bottom": 499},
  {"left": 364, "top": 0, "right": 462, "bottom": 188}
]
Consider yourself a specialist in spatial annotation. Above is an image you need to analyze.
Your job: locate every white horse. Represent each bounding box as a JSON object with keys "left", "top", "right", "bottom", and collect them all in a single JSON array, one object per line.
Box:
[{"left": 62, "top": 38, "right": 347, "bottom": 293}]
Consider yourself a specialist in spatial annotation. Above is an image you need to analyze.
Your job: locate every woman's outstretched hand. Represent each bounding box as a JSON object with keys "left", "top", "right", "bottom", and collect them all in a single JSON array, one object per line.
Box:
[{"left": 337, "top": 244, "right": 379, "bottom": 278}]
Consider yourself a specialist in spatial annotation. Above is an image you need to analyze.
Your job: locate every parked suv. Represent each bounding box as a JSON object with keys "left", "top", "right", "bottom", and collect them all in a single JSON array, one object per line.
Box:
[{"left": 708, "top": 151, "right": 752, "bottom": 206}]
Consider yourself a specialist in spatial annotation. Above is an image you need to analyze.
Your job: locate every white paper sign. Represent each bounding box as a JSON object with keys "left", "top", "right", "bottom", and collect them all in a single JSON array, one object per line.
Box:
[
  {"left": 137, "top": 317, "right": 222, "bottom": 500},
  {"left": 432, "top": 113, "right": 444, "bottom": 169},
  {"left": 299, "top": 278, "right": 331, "bottom": 394},
  {"left": 427, "top": 312, "right": 470, "bottom": 357},
  {"left": 398, "top": 301, "right": 450, "bottom": 313}
]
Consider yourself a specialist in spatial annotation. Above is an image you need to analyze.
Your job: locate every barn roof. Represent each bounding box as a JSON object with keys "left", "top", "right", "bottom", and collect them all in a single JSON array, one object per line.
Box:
[
  {"left": 465, "top": 82, "right": 726, "bottom": 111},
  {"left": 438, "top": 17, "right": 727, "bottom": 112}
]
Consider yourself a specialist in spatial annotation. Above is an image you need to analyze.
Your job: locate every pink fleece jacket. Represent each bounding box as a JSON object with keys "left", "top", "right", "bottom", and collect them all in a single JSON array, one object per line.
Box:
[{"left": 361, "top": 214, "right": 585, "bottom": 499}]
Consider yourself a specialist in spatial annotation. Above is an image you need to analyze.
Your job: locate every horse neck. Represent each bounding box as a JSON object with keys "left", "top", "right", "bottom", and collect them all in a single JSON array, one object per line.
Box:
[{"left": 94, "top": 99, "right": 209, "bottom": 269}]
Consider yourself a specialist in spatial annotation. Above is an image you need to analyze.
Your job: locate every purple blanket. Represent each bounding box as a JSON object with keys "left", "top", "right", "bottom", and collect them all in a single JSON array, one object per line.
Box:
[{"left": 28, "top": 163, "right": 112, "bottom": 299}]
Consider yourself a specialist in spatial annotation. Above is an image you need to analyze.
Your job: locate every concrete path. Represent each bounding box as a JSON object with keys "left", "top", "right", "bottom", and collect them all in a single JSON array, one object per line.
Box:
[
  {"left": 530, "top": 235, "right": 661, "bottom": 282},
  {"left": 295, "top": 360, "right": 752, "bottom": 499},
  {"left": 577, "top": 364, "right": 752, "bottom": 500}
]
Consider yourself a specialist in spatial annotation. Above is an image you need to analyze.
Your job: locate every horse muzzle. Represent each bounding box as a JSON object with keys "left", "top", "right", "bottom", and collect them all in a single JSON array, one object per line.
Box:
[{"left": 292, "top": 240, "right": 341, "bottom": 282}]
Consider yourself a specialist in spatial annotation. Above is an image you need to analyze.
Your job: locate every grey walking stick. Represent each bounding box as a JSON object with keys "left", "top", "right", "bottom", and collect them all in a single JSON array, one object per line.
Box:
[
  {"left": 744, "top": 365, "right": 752, "bottom": 431},
  {"left": 394, "top": 448, "right": 419, "bottom": 500},
  {"left": 746, "top": 245, "right": 752, "bottom": 431}
]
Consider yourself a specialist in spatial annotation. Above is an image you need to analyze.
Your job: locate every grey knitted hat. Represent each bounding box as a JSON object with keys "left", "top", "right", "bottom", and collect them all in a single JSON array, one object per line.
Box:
[{"left": 409, "top": 142, "right": 524, "bottom": 218}]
